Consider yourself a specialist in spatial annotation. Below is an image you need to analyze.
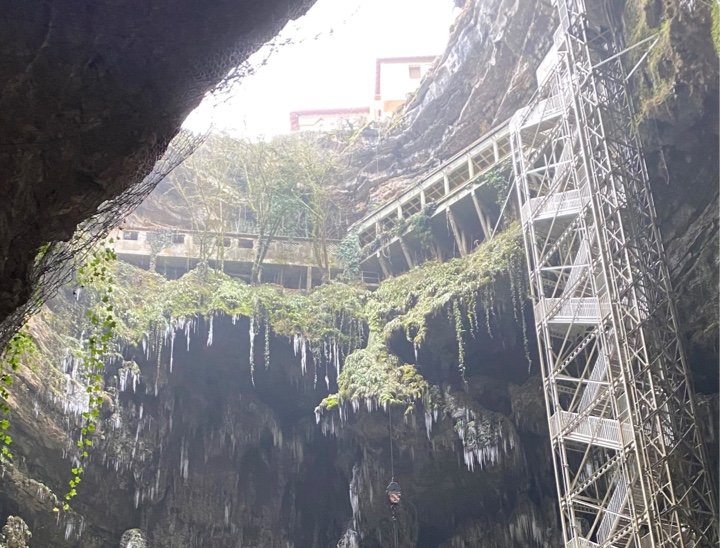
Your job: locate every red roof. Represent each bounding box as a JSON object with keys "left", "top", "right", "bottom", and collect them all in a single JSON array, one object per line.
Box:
[
  {"left": 375, "top": 56, "right": 438, "bottom": 96},
  {"left": 289, "top": 107, "right": 370, "bottom": 131}
]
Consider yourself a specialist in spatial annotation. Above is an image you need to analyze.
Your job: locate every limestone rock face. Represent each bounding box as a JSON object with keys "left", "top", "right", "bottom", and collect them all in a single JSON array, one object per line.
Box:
[
  {"left": 120, "top": 528, "right": 147, "bottom": 548},
  {"left": 0, "top": 516, "right": 31, "bottom": 548},
  {"left": 352, "top": 0, "right": 718, "bottom": 383},
  {"left": 626, "top": 0, "right": 719, "bottom": 384},
  {"left": 351, "top": 0, "right": 556, "bottom": 211},
  {"left": 0, "top": 0, "right": 714, "bottom": 547},
  {"left": 0, "top": 0, "right": 316, "bottom": 329}
]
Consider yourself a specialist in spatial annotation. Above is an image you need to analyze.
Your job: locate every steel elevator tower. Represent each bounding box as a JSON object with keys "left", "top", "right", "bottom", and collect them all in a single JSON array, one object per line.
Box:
[{"left": 509, "top": 1, "right": 718, "bottom": 546}]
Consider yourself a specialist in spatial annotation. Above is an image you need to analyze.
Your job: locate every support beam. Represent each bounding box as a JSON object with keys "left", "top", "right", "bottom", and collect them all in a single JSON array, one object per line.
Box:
[
  {"left": 443, "top": 173, "right": 450, "bottom": 196},
  {"left": 377, "top": 252, "right": 391, "bottom": 279},
  {"left": 399, "top": 238, "right": 415, "bottom": 269},
  {"left": 472, "top": 192, "right": 492, "bottom": 241},
  {"left": 306, "top": 266, "right": 313, "bottom": 291},
  {"left": 432, "top": 235, "right": 443, "bottom": 261},
  {"left": 447, "top": 209, "right": 467, "bottom": 257}
]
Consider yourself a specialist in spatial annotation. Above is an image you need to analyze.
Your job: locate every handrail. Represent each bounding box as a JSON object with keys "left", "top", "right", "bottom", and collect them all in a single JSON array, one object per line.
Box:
[{"left": 348, "top": 118, "right": 512, "bottom": 233}]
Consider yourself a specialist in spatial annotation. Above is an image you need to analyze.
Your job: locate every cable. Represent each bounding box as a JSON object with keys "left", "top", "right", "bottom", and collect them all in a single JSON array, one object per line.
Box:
[
  {"left": 390, "top": 407, "right": 398, "bottom": 548},
  {"left": 389, "top": 407, "right": 395, "bottom": 480}
]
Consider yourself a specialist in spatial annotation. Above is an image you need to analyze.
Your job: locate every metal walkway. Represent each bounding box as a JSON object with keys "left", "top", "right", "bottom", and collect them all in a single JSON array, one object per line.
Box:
[{"left": 348, "top": 121, "right": 513, "bottom": 279}]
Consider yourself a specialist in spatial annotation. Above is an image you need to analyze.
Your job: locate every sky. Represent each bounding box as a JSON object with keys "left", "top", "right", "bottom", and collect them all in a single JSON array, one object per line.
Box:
[{"left": 183, "top": 0, "right": 459, "bottom": 138}]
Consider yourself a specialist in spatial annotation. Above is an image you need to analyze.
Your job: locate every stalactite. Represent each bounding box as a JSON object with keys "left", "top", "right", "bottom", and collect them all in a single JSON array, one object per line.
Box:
[
  {"left": 453, "top": 300, "right": 467, "bottom": 382},
  {"left": 264, "top": 320, "right": 270, "bottom": 369},
  {"left": 207, "top": 314, "right": 214, "bottom": 347},
  {"left": 292, "top": 334, "right": 308, "bottom": 374},
  {"left": 248, "top": 316, "right": 255, "bottom": 386},
  {"left": 169, "top": 326, "right": 176, "bottom": 373}
]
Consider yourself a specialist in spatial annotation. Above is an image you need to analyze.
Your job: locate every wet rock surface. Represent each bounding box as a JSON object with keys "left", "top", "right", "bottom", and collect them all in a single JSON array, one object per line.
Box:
[
  {"left": 0, "top": 0, "right": 715, "bottom": 546},
  {"left": 120, "top": 528, "right": 147, "bottom": 548}
]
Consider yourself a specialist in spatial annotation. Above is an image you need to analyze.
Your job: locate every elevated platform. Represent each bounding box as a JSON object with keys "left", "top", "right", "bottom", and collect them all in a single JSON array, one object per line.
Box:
[
  {"left": 349, "top": 120, "right": 513, "bottom": 279},
  {"left": 110, "top": 227, "right": 356, "bottom": 289},
  {"left": 550, "top": 410, "right": 632, "bottom": 451}
]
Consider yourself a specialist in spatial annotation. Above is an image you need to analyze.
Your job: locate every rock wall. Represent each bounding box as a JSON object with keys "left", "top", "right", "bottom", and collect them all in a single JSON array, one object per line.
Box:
[
  {"left": 351, "top": 0, "right": 718, "bottom": 383},
  {"left": 0, "top": 281, "right": 560, "bottom": 547},
  {"left": 623, "top": 0, "right": 720, "bottom": 385},
  {"left": 347, "top": 0, "right": 556, "bottom": 211},
  {"left": 0, "top": 0, "right": 715, "bottom": 546}
]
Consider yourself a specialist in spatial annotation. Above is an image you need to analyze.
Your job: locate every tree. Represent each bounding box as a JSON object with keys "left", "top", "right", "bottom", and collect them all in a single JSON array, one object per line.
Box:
[
  {"left": 270, "top": 133, "right": 347, "bottom": 282},
  {"left": 151, "top": 131, "right": 350, "bottom": 284},
  {"left": 236, "top": 138, "right": 303, "bottom": 283}
]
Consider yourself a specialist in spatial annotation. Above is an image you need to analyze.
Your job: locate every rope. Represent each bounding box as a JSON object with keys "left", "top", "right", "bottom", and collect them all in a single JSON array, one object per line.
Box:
[
  {"left": 389, "top": 407, "right": 395, "bottom": 480},
  {"left": 388, "top": 407, "right": 399, "bottom": 548}
]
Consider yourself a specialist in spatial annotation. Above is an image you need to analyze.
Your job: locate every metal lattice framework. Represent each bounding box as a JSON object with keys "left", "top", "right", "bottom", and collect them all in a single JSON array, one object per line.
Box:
[{"left": 510, "top": 1, "right": 718, "bottom": 546}]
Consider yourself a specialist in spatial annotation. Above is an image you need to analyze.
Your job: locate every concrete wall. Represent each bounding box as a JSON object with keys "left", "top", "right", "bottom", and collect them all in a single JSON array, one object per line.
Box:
[{"left": 377, "top": 60, "right": 433, "bottom": 113}]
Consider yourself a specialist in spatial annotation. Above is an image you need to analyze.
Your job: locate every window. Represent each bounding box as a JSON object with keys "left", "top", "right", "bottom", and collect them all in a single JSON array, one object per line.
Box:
[
  {"left": 238, "top": 238, "right": 253, "bottom": 249},
  {"left": 408, "top": 65, "right": 421, "bottom": 79},
  {"left": 122, "top": 231, "right": 139, "bottom": 241},
  {"left": 172, "top": 234, "right": 185, "bottom": 244}
]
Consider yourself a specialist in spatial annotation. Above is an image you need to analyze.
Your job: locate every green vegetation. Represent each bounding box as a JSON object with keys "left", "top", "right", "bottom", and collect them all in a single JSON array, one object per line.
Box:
[
  {"left": 712, "top": 0, "right": 720, "bottom": 55},
  {"left": 109, "top": 264, "right": 369, "bottom": 349},
  {"left": 0, "top": 329, "right": 36, "bottom": 459},
  {"left": 337, "top": 230, "right": 362, "bottom": 282},
  {"left": 622, "top": 0, "right": 674, "bottom": 122},
  {"left": 162, "top": 132, "right": 351, "bottom": 282},
  {"left": 481, "top": 163, "right": 512, "bottom": 207},
  {"left": 81, "top": 223, "right": 524, "bottom": 419},
  {"left": 367, "top": 223, "right": 523, "bottom": 345},
  {"left": 320, "top": 224, "right": 525, "bottom": 414},
  {"left": 318, "top": 335, "right": 428, "bottom": 415},
  {"left": 390, "top": 205, "right": 436, "bottom": 260},
  {"left": 61, "top": 244, "right": 118, "bottom": 511}
]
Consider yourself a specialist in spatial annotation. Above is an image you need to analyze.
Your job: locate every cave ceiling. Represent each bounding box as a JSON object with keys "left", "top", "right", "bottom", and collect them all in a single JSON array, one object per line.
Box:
[{"left": 0, "top": 0, "right": 315, "bottom": 328}]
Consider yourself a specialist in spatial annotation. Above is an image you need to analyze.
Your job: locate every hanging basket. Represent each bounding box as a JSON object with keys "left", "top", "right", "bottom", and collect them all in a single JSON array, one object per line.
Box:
[{"left": 386, "top": 481, "right": 402, "bottom": 505}]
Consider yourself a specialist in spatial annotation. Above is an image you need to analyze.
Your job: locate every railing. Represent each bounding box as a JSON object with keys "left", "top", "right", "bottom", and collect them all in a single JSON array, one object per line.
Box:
[
  {"left": 361, "top": 271, "right": 381, "bottom": 285},
  {"left": 351, "top": 120, "right": 512, "bottom": 247},
  {"left": 578, "top": 347, "right": 608, "bottom": 412},
  {"left": 565, "top": 239, "right": 590, "bottom": 292},
  {"left": 535, "top": 296, "right": 611, "bottom": 324},
  {"left": 514, "top": 93, "right": 565, "bottom": 130},
  {"left": 112, "top": 228, "right": 341, "bottom": 269},
  {"left": 550, "top": 410, "right": 632, "bottom": 451},
  {"left": 522, "top": 186, "right": 591, "bottom": 222},
  {"left": 598, "top": 474, "right": 628, "bottom": 542},
  {"left": 565, "top": 538, "right": 600, "bottom": 548}
]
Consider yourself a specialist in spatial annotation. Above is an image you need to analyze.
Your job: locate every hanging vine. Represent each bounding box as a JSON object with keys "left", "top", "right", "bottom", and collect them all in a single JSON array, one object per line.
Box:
[
  {"left": 60, "top": 242, "right": 118, "bottom": 511},
  {"left": 338, "top": 230, "right": 362, "bottom": 282},
  {"left": 0, "top": 328, "right": 36, "bottom": 459}
]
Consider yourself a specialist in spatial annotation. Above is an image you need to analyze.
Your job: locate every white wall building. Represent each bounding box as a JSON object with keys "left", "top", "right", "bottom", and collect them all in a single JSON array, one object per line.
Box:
[
  {"left": 288, "top": 55, "right": 437, "bottom": 131},
  {"left": 374, "top": 56, "right": 436, "bottom": 116},
  {"left": 289, "top": 107, "right": 370, "bottom": 132}
]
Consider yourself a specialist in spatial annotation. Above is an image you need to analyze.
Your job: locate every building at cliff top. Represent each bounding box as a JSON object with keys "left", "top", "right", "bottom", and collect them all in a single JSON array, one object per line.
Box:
[
  {"left": 374, "top": 56, "right": 436, "bottom": 116},
  {"left": 289, "top": 107, "right": 370, "bottom": 132},
  {"left": 289, "top": 55, "right": 437, "bottom": 131}
]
